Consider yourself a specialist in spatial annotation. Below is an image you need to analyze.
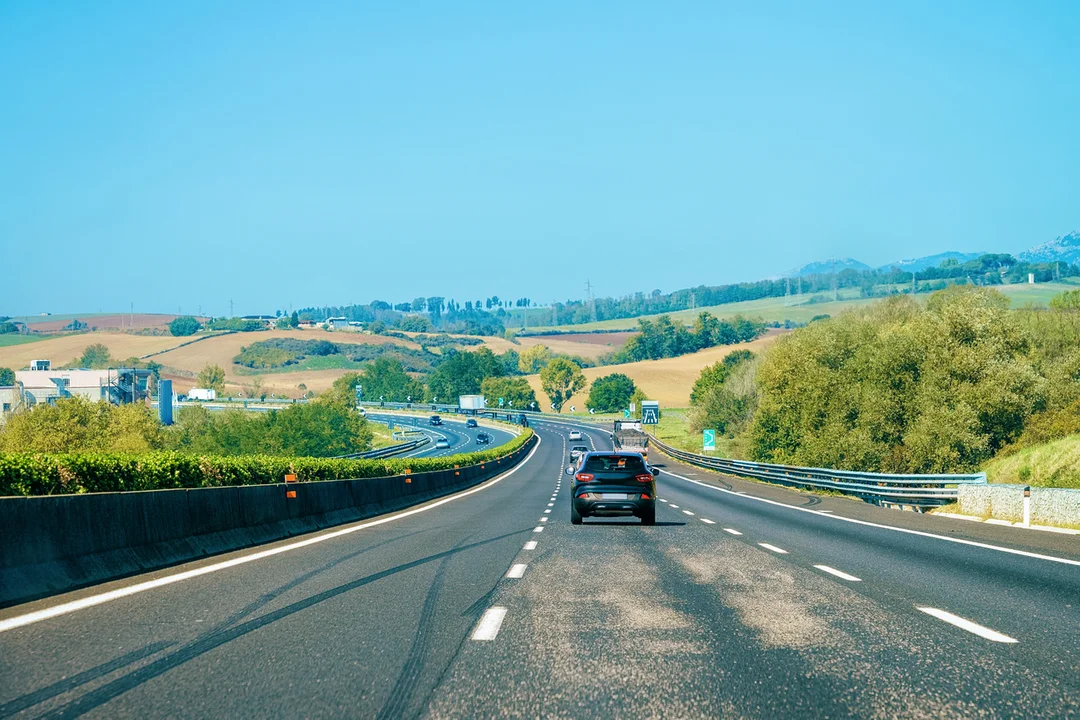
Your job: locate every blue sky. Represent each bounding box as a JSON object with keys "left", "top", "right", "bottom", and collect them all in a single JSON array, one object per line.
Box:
[{"left": 1, "top": 1, "right": 1077, "bottom": 317}]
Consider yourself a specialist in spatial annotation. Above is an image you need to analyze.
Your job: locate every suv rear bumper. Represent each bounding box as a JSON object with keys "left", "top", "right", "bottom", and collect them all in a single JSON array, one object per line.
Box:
[{"left": 573, "top": 485, "right": 655, "bottom": 517}]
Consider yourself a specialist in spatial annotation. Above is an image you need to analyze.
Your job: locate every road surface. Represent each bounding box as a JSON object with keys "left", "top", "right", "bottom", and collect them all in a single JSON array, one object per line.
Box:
[
  {"left": 0, "top": 421, "right": 1077, "bottom": 718},
  {"left": 365, "top": 413, "right": 517, "bottom": 459}
]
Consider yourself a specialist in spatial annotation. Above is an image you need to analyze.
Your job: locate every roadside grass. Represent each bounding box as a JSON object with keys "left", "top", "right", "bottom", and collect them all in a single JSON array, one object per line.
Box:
[
  {"left": 234, "top": 355, "right": 364, "bottom": 375},
  {"left": 368, "top": 420, "right": 396, "bottom": 449},
  {"left": 983, "top": 435, "right": 1080, "bottom": 489}
]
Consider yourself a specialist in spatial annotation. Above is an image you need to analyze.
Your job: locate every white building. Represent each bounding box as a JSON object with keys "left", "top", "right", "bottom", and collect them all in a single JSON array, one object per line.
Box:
[{"left": 15, "top": 368, "right": 152, "bottom": 406}]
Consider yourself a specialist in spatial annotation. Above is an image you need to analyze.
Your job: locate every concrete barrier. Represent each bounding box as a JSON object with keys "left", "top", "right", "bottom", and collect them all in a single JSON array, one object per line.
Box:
[
  {"left": 958, "top": 483, "right": 1080, "bottom": 528},
  {"left": 0, "top": 436, "right": 536, "bottom": 608}
]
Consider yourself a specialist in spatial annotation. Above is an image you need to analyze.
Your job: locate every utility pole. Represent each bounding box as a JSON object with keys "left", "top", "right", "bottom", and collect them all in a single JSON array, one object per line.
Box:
[
  {"left": 912, "top": 272, "right": 916, "bottom": 296},
  {"left": 785, "top": 277, "right": 790, "bottom": 306},
  {"left": 229, "top": 299, "right": 234, "bottom": 318},
  {"left": 585, "top": 279, "right": 597, "bottom": 323}
]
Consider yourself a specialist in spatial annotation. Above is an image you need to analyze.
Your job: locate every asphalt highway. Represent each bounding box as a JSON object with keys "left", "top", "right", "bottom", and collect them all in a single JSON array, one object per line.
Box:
[
  {"left": 0, "top": 421, "right": 1077, "bottom": 718},
  {"left": 364, "top": 413, "right": 517, "bottom": 459}
]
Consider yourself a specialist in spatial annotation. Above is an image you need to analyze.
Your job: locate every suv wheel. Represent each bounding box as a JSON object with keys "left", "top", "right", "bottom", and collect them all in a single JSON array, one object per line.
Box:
[
  {"left": 571, "top": 504, "right": 583, "bottom": 525},
  {"left": 641, "top": 508, "right": 655, "bottom": 526}
]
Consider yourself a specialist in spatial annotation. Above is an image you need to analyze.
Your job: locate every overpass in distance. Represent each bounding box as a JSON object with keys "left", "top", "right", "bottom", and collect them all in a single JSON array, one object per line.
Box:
[{"left": 0, "top": 418, "right": 1077, "bottom": 717}]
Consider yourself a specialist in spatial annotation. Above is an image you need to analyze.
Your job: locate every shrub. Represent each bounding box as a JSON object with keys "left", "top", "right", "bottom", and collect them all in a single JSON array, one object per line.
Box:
[
  {"left": 0, "top": 429, "right": 533, "bottom": 496},
  {"left": 169, "top": 316, "right": 201, "bottom": 336}
]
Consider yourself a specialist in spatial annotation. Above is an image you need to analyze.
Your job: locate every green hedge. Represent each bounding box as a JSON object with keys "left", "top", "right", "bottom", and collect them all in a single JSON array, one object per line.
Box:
[{"left": 0, "top": 430, "right": 533, "bottom": 496}]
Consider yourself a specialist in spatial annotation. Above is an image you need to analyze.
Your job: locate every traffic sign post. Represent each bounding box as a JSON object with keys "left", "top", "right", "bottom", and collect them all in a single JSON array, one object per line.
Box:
[{"left": 703, "top": 429, "right": 716, "bottom": 451}]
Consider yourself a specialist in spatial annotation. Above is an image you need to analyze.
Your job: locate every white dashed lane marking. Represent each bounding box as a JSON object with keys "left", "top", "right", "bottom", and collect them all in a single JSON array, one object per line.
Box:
[
  {"left": 471, "top": 607, "right": 508, "bottom": 641},
  {"left": 814, "top": 565, "right": 862, "bottom": 582},
  {"left": 758, "top": 543, "right": 788, "bottom": 554},
  {"left": 523, "top": 541, "right": 537, "bottom": 550},
  {"left": 506, "top": 564, "right": 527, "bottom": 579},
  {"left": 700, "top": 518, "right": 716, "bottom": 524},
  {"left": 533, "top": 526, "right": 544, "bottom": 533},
  {"left": 682, "top": 510, "right": 694, "bottom": 516},
  {"left": 723, "top": 528, "right": 742, "bottom": 535},
  {"left": 917, "top": 607, "right": 1018, "bottom": 643}
]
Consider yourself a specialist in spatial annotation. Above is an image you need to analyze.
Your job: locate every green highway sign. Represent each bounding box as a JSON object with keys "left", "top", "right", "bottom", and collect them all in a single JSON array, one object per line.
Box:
[
  {"left": 498, "top": 397, "right": 505, "bottom": 407},
  {"left": 703, "top": 429, "right": 716, "bottom": 451},
  {"left": 623, "top": 409, "right": 631, "bottom": 418}
]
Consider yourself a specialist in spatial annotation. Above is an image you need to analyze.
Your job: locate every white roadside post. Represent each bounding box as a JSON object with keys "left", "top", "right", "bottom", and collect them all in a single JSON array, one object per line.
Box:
[{"left": 1022, "top": 486, "right": 1031, "bottom": 527}]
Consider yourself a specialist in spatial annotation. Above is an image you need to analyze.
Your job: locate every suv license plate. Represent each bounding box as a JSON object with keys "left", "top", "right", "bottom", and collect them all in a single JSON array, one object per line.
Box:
[{"left": 601, "top": 493, "right": 629, "bottom": 500}]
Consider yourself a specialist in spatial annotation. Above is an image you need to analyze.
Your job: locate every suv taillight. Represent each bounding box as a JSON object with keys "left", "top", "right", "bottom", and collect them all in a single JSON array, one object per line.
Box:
[
  {"left": 575, "top": 473, "right": 594, "bottom": 482},
  {"left": 635, "top": 474, "right": 653, "bottom": 483}
]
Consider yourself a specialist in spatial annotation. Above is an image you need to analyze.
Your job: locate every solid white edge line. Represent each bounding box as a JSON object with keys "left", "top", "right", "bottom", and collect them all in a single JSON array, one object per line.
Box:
[
  {"left": 814, "top": 565, "right": 862, "bottom": 582},
  {"left": 916, "top": 607, "right": 1018, "bottom": 643},
  {"left": 723, "top": 528, "right": 742, "bottom": 535},
  {"left": 506, "top": 564, "right": 527, "bottom": 579},
  {"left": 660, "top": 469, "right": 1080, "bottom": 567},
  {"left": 700, "top": 518, "right": 716, "bottom": 524},
  {"left": 0, "top": 436, "right": 545, "bottom": 635},
  {"left": 758, "top": 542, "right": 788, "bottom": 554},
  {"left": 471, "top": 607, "right": 508, "bottom": 641}
]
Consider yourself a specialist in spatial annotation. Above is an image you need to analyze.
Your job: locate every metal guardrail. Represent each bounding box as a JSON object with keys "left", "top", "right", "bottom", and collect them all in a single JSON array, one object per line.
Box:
[
  {"left": 648, "top": 436, "right": 987, "bottom": 508},
  {"left": 333, "top": 436, "right": 429, "bottom": 460}
]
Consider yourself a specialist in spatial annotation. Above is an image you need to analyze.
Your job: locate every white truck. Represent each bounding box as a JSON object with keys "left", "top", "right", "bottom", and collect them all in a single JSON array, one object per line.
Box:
[
  {"left": 459, "top": 394, "right": 485, "bottom": 411},
  {"left": 188, "top": 388, "right": 217, "bottom": 401}
]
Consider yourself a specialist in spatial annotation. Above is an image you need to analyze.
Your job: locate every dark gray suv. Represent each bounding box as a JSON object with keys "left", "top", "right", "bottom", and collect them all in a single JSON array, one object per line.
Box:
[{"left": 566, "top": 452, "right": 658, "bottom": 525}]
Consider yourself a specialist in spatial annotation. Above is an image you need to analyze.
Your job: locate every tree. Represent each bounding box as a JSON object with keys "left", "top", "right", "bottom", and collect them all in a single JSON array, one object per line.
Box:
[
  {"left": 358, "top": 357, "right": 425, "bottom": 403},
  {"left": 197, "top": 364, "right": 227, "bottom": 393},
  {"left": 427, "top": 297, "right": 445, "bottom": 326},
  {"left": 0, "top": 396, "right": 162, "bottom": 453},
  {"left": 518, "top": 344, "right": 552, "bottom": 373},
  {"left": 480, "top": 376, "right": 537, "bottom": 410},
  {"left": 540, "top": 358, "right": 586, "bottom": 412},
  {"left": 412, "top": 297, "right": 427, "bottom": 313},
  {"left": 76, "top": 343, "right": 113, "bottom": 369},
  {"left": 169, "top": 316, "right": 201, "bottom": 336},
  {"left": 586, "top": 373, "right": 636, "bottom": 413},
  {"left": 1049, "top": 289, "right": 1080, "bottom": 311},
  {"left": 0, "top": 367, "right": 14, "bottom": 386},
  {"left": 427, "top": 348, "right": 503, "bottom": 400}
]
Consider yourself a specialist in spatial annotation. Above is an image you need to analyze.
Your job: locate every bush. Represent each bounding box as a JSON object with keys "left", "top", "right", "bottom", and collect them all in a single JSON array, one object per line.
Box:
[
  {"left": 169, "top": 316, "right": 201, "bottom": 336},
  {"left": 0, "top": 429, "right": 534, "bottom": 496},
  {"left": 586, "top": 373, "right": 636, "bottom": 413},
  {"left": 748, "top": 287, "right": 1042, "bottom": 472}
]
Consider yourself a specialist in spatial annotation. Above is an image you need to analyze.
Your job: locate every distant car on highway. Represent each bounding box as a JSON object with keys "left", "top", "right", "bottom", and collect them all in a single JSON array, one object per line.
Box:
[
  {"left": 568, "top": 430, "right": 583, "bottom": 441},
  {"left": 566, "top": 452, "right": 657, "bottom": 525},
  {"left": 475, "top": 432, "right": 491, "bottom": 445},
  {"left": 570, "top": 445, "right": 589, "bottom": 462},
  {"left": 434, "top": 437, "right": 450, "bottom": 449},
  {"left": 465, "top": 418, "right": 478, "bottom": 428},
  {"left": 357, "top": 407, "right": 367, "bottom": 416},
  {"left": 429, "top": 415, "right": 442, "bottom": 426}
]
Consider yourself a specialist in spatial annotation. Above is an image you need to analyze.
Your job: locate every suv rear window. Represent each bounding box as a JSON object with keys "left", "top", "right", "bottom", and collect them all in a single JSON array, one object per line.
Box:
[{"left": 584, "top": 455, "right": 646, "bottom": 473}]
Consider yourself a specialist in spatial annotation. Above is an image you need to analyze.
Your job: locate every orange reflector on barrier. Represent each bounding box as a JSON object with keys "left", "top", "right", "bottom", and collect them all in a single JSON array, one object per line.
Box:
[
  {"left": 405, "top": 478, "right": 411, "bottom": 484},
  {"left": 284, "top": 474, "right": 297, "bottom": 483},
  {"left": 286, "top": 490, "right": 297, "bottom": 499}
]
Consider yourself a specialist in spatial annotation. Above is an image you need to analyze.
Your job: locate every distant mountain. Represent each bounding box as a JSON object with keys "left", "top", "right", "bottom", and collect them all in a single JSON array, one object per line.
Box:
[
  {"left": 1020, "top": 231, "right": 1080, "bottom": 265},
  {"left": 877, "top": 251, "right": 984, "bottom": 273},
  {"left": 783, "top": 258, "right": 870, "bottom": 278}
]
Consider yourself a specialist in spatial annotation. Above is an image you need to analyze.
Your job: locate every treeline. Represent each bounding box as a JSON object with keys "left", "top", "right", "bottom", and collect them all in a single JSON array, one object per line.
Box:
[
  {"left": 691, "top": 285, "right": 1080, "bottom": 474},
  {"left": 0, "top": 394, "right": 372, "bottom": 458},
  {"left": 607, "top": 313, "right": 764, "bottom": 363},
  {"left": 233, "top": 338, "right": 439, "bottom": 373}
]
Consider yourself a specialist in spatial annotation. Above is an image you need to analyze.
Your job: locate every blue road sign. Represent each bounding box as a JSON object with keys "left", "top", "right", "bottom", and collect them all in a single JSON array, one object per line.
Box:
[
  {"left": 703, "top": 429, "right": 716, "bottom": 451},
  {"left": 641, "top": 400, "right": 660, "bottom": 425}
]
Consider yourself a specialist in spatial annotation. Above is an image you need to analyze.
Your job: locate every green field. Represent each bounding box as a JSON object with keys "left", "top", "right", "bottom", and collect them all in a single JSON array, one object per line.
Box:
[
  {"left": 524, "top": 279, "right": 1080, "bottom": 332},
  {"left": 0, "top": 334, "right": 59, "bottom": 348}
]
